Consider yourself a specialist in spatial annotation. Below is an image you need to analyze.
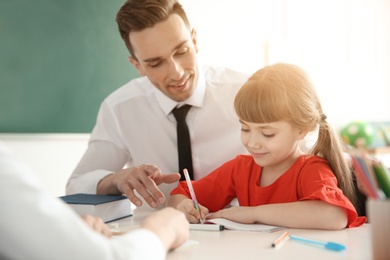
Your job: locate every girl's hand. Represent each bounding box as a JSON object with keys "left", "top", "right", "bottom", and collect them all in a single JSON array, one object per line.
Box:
[
  {"left": 176, "top": 198, "right": 209, "bottom": 223},
  {"left": 207, "top": 206, "right": 256, "bottom": 224}
]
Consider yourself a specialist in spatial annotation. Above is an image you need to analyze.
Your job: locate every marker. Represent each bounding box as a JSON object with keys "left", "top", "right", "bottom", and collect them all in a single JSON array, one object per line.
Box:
[
  {"left": 272, "top": 231, "right": 290, "bottom": 248},
  {"left": 190, "top": 224, "right": 225, "bottom": 231},
  {"left": 183, "top": 168, "right": 204, "bottom": 223},
  {"left": 289, "top": 235, "right": 346, "bottom": 251}
]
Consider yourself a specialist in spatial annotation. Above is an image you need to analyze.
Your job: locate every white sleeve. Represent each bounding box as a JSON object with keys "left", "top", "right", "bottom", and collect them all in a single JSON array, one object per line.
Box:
[
  {"left": 66, "top": 140, "right": 129, "bottom": 194},
  {"left": 66, "top": 101, "right": 130, "bottom": 195},
  {"left": 110, "top": 229, "right": 166, "bottom": 260},
  {"left": 0, "top": 143, "right": 166, "bottom": 260}
]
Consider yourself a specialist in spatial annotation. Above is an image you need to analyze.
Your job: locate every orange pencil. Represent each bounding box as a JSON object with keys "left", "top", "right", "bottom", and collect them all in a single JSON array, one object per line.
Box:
[{"left": 272, "top": 231, "right": 290, "bottom": 248}]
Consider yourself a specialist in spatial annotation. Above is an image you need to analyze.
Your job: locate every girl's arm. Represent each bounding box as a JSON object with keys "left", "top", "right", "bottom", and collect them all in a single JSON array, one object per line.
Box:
[
  {"left": 208, "top": 200, "right": 348, "bottom": 230},
  {"left": 167, "top": 194, "right": 209, "bottom": 223}
]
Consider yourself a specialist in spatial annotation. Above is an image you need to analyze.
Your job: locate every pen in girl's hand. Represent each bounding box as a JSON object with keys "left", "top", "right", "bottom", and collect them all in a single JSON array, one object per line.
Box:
[{"left": 183, "top": 168, "right": 204, "bottom": 224}]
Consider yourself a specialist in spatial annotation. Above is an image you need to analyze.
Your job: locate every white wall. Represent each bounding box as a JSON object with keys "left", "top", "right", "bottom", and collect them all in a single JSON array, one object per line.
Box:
[
  {"left": 181, "top": 0, "right": 390, "bottom": 131},
  {"left": 1, "top": 134, "right": 89, "bottom": 197}
]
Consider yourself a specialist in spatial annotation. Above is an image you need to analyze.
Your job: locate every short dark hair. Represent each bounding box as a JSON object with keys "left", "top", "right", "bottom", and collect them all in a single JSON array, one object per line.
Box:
[{"left": 116, "top": 0, "right": 191, "bottom": 60}]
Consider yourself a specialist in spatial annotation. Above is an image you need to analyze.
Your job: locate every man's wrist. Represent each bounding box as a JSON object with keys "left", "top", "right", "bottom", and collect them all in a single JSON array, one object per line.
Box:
[{"left": 97, "top": 173, "right": 117, "bottom": 194}]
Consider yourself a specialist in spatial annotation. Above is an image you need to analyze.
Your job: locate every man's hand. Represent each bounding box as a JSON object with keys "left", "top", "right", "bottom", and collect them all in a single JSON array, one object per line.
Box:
[{"left": 97, "top": 164, "right": 181, "bottom": 208}]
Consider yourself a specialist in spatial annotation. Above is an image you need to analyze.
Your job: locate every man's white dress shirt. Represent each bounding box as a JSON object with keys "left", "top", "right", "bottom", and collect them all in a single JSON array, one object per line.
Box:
[{"left": 67, "top": 65, "right": 250, "bottom": 209}]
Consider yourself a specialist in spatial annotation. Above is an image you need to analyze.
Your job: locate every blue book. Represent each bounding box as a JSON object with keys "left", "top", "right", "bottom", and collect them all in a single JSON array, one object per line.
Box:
[{"left": 59, "top": 193, "right": 132, "bottom": 223}]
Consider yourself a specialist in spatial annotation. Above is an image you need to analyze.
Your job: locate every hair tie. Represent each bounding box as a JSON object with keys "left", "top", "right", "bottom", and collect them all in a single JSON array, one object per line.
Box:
[{"left": 321, "top": 114, "right": 327, "bottom": 121}]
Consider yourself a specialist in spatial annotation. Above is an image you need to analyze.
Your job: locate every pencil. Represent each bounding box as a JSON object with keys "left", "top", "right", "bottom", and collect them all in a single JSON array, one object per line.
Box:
[
  {"left": 272, "top": 231, "right": 290, "bottom": 248},
  {"left": 183, "top": 168, "right": 204, "bottom": 223}
]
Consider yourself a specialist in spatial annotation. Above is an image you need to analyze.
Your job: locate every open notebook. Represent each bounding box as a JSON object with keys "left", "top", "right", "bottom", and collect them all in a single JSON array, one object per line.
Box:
[{"left": 192, "top": 218, "right": 286, "bottom": 232}]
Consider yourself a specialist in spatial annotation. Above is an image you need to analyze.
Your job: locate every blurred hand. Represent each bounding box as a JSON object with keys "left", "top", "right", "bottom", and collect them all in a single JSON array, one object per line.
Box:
[
  {"left": 142, "top": 207, "right": 190, "bottom": 251},
  {"left": 81, "top": 214, "right": 112, "bottom": 237},
  {"left": 97, "top": 164, "right": 181, "bottom": 208}
]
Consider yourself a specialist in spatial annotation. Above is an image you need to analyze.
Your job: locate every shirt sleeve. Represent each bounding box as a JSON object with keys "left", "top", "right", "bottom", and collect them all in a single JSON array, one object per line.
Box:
[
  {"left": 297, "top": 157, "right": 367, "bottom": 227},
  {"left": 66, "top": 140, "right": 129, "bottom": 194},
  {"left": 66, "top": 100, "right": 130, "bottom": 195},
  {"left": 0, "top": 144, "right": 166, "bottom": 260}
]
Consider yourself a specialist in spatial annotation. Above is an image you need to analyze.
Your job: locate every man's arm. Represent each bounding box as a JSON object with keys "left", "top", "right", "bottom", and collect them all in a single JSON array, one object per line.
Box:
[
  {"left": 67, "top": 141, "right": 180, "bottom": 208},
  {"left": 97, "top": 165, "right": 180, "bottom": 208}
]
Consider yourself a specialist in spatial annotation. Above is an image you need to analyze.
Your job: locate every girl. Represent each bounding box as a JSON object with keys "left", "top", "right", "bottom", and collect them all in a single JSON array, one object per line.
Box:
[{"left": 168, "top": 63, "right": 366, "bottom": 230}]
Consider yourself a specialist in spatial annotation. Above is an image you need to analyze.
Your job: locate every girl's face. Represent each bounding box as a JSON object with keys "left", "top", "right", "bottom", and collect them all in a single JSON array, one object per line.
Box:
[{"left": 240, "top": 120, "right": 307, "bottom": 168}]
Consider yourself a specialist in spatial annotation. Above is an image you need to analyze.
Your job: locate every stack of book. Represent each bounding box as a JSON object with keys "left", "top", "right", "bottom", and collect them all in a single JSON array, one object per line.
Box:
[{"left": 350, "top": 150, "right": 390, "bottom": 200}]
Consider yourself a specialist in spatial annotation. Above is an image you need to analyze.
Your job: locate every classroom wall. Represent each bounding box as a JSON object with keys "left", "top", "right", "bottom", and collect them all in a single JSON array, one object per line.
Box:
[
  {"left": 1, "top": 134, "right": 89, "bottom": 196},
  {"left": 1, "top": 0, "right": 389, "bottom": 196},
  {"left": 1, "top": 0, "right": 389, "bottom": 134},
  {"left": 182, "top": 0, "right": 390, "bottom": 131}
]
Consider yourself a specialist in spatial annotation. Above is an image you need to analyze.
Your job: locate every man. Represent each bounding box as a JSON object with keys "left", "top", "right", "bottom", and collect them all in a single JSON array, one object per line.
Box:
[
  {"left": 66, "top": 0, "right": 250, "bottom": 210},
  {"left": 0, "top": 141, "right": 189, "bottom": 260},
  {"left": 67, "top": 0, "right": 319, "bottom": 211}
]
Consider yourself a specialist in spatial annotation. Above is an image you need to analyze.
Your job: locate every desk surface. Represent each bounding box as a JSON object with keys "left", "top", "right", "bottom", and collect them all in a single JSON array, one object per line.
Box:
[{"left": 115, "top": 209, "right": 372, "bottom": 260}]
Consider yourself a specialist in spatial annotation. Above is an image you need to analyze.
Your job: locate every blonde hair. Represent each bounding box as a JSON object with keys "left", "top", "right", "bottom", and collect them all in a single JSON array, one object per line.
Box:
[{"left": 234, "top": 63, "right": 357, "bottom": 207}]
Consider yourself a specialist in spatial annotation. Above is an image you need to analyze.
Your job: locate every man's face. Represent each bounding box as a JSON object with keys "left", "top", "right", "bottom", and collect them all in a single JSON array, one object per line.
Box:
[{"left": 128, "top": 14, "right": 198, "bottom": 102}]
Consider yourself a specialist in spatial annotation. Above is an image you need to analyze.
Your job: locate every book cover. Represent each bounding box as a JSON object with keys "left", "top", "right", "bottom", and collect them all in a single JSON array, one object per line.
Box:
[
  {"left": 59, "top": 193, "right": 132, "bottom": 223},
  {"left": 351, "top": 155, "right": 379, "bottom": 199},
  {"left": 372, "top": 162, "right": 390, "bottom": 198}
]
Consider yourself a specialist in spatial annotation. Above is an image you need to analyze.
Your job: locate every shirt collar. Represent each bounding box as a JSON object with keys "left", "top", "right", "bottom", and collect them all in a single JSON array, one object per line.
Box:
[{"left": 155, "top": 65, "right": 206, "bottom": 115}]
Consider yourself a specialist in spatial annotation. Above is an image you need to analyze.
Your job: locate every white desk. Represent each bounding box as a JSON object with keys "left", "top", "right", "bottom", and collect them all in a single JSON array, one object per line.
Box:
[{"left": 115, "top": 209, "right": 372, "bottom": 260}]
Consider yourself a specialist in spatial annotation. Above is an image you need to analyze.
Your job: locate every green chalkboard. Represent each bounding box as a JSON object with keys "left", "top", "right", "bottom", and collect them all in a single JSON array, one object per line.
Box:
[{"left": 0, "top": 0, "right": 138, "bottom": 133}]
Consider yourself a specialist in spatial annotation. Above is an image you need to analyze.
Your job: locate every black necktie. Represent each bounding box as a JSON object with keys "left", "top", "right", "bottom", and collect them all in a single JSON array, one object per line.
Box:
[{"left": 172, "top": 105, "right": 193, "bottom": 180}]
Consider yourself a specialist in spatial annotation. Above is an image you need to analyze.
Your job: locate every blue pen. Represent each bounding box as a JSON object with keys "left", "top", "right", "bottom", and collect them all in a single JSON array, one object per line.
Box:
[
  {"left": 289, "top": 235, "right": 346, "bottom": 251},
  {"left": 183, "top": 168, "right": 204, "bottom": 224}
]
